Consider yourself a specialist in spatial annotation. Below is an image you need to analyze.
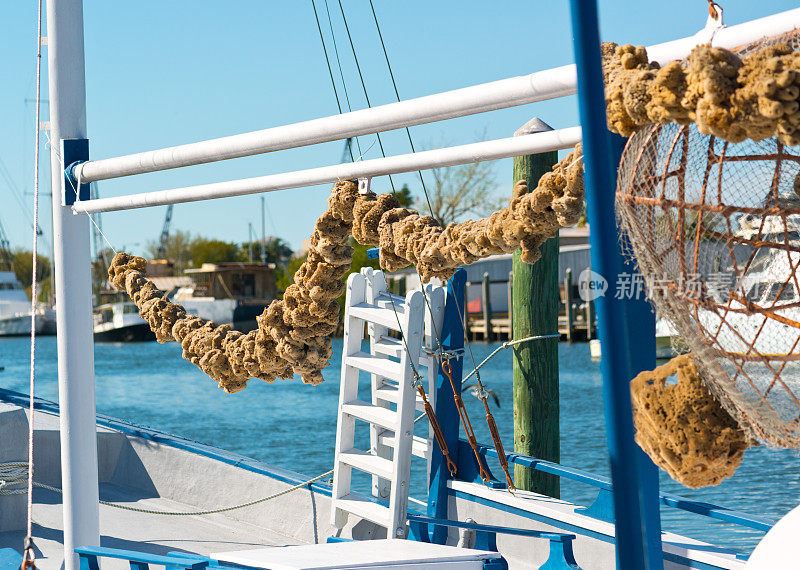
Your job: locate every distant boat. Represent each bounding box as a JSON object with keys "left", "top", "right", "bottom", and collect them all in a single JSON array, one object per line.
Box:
[
  {"left": 93, "top": 262, "right": 279, "bottom": 342},
  {"left": 93, "top": 301, "right": 155, "bottom": 342},
  {"left": 0, "top": 271, "right": 47, "bottom": 337}
]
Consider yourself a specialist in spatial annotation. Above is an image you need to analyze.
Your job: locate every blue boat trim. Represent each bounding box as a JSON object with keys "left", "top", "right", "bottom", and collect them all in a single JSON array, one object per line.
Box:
[
  {"left": 473, "top": 442, "right": 774, "bottom": 532},
  {"left": 76, "top": 546, "right": 209, "bottom": 569},
  {"left": 449, "top": 488, "right": 746, "bottom": 570},
  {"left": 0, "top": 387, "right": 772, "bottom": 537}
]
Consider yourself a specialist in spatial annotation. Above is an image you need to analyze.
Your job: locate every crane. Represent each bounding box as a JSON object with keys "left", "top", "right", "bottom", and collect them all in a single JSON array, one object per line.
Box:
[{"left": 155, "top": 204, "right": 173, "bottom": 259}]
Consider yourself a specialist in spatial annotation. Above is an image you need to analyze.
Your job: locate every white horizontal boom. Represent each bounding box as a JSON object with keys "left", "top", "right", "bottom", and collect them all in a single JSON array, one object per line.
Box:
[
  {"left": 72, "top": 7, "right": 800, "bottom": 184},
  {"left": 72, "top": 127, "right": 581, "bottom": 213}
]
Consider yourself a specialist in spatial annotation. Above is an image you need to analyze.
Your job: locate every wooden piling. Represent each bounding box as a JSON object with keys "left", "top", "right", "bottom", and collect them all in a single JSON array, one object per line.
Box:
[
  {"left": 482, "top": 272, "right": 493, "bottom": 341},
  {"left": 507, "top": 271, "right": 513, "bottom": 334},
  {"left": 512, "top": 118, "right": 560, "bottom": 497},
  {"left": 564, "top": 268, "right": 574, "bottom": 343}
]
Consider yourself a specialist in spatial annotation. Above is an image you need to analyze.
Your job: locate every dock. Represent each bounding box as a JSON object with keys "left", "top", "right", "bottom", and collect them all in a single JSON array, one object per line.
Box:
[{"left": 465, "top": 268, "right": 596, "bottom": 342}]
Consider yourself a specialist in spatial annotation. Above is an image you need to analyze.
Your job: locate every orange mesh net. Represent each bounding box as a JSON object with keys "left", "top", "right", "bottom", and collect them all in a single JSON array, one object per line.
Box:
[
  {"left": 617, "top": 118, "right": 800, "bottom": 448},
  {"left": 616, "top": 32, "right": 800, "bottom": 450}
]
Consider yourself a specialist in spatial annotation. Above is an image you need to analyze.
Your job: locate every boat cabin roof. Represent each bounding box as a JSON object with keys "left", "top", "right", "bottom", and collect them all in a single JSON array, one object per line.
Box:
[{"left": 184, "top": 262, "right": 276, "bottom": 274}]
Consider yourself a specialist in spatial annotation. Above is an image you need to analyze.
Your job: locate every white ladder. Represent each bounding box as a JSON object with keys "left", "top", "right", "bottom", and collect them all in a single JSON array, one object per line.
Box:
[
  {"left": 366, "top": 269, "right": 444, "bottom": 502},
  {"left": 331, "top": 268, "right": 444, "bottom": 539}
]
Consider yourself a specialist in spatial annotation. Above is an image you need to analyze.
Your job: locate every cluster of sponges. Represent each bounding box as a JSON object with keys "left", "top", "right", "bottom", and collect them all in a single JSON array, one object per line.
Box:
[
  {"left": 108, "top": 183, "right": 358, "bottom": 390},
  {"left": 602, "top": 39, "right": 800, "bottom": 145},
  {"left": 369, "top": 144, "right": 584, "bottom": 281},
  {"left": 630, "top": 354, "right": 751, "bottom": 488},
  {"left": 108, "top": 147, "right": 584, "bottom": 392}
]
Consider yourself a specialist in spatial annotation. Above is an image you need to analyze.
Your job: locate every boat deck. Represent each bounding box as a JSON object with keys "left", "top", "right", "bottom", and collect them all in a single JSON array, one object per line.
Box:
[{"left": 1, "top": 484, "right": 302, "bottom": 569}]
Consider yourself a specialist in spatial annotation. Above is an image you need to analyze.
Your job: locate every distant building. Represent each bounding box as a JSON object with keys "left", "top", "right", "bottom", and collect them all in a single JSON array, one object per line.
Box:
[{"left": 389, "top": 225, "right": 591, "bottom": 314}]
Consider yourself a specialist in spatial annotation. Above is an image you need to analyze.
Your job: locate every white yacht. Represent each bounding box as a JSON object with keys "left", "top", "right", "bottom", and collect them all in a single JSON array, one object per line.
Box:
[
  {"left": 93, "top": 301, "right": 154, "bottom": 342},
  {"left": 0, "top": 271, "right": 45, "bottom": 337}
]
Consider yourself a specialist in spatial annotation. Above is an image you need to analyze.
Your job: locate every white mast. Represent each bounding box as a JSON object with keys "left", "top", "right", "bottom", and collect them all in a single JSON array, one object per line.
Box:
[{"left": 45, "top": 1, "right": 100, "bottom": 569}]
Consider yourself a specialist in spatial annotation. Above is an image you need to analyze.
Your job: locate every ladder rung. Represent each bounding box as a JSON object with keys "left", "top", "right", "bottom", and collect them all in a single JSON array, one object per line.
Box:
[
  {"left": 374, "top": 382, "right": 425, "bottom": 412},
  {"left": 374, "top": 335, "right": 436, "bottom": 369},
  {"left": 373, "top": 336, "right": 403, "bottom": 358},
  {"left": 339, "top": 448, "right": 394, "bottom": 480},
  {"left": 346, "top": 351, "right": 403, "bottom": 380},
  {"left": 378, "top": 432, "right": 431, "bottom": 459},
  {"left": 342, "top": 399, "right": 398, "bottom": 430},
  {"left": 350, "top": 303, "right": 405, "bottom": 330},
  {"left": 333, "top": 493, "right": 391, "bottom": 528}
]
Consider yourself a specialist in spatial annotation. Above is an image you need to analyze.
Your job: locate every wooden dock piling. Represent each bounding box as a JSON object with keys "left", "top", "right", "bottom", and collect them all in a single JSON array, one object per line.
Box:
[
  {"left": 564, "top": 267, "right": 574, "bottom": 343},
  {"left": 512, "top": 118, "right": 560, "bottom": 497}
]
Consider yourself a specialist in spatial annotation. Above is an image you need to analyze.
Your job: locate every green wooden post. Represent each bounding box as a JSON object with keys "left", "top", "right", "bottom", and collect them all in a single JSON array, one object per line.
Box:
[
  {"left": 482, "top": 272, "right": 493, "bottom": 341},
  {"left": 564, "top": 268, "right": 574, "bottom": 343},
  {"left": 513, "top": 118, "right": 560, "bottom": 497}
]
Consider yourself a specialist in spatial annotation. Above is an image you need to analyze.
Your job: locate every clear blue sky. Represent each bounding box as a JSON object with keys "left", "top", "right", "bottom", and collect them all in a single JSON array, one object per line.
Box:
[{"left": 1, "top": 1, "right": 797, "bottom": 257}]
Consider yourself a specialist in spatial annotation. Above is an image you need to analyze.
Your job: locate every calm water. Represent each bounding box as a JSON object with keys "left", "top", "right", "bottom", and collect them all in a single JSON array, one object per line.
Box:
[{"left": 1, "top": 335, "right": 799, "bottom": 554}]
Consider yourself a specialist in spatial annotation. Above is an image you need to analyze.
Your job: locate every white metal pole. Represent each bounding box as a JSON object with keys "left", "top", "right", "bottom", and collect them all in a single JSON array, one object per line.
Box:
[
  {"left": 73, "top": 126, "right": 582, "bottom": 214},
  {"left": 46, "top": 1, "right": 100, "bottom": 568},
  {"left": 70, "top": 7, "right": 800, "bottom": 184}
]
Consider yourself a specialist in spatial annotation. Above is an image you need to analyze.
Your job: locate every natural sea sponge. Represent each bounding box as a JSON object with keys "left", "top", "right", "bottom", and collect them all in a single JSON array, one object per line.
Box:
[
  {"left": 108, "top": 146, "right": 585, "bottom": 392},
  {"left": 630, "top": 354, "right": 750, "bottom": 488},
  {"left": 600, "top": 37, "right": 800, "bottom": 145}
]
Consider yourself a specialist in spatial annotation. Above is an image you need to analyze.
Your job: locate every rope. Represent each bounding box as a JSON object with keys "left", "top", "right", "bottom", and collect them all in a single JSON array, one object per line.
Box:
[
  {"left": 0, "top": 462, "right": 30, "bottom": 495},
  {"left": 45, "top": 129, "right": 119, "bottom": 256},
  {"left": 366, "top": 0, "right": 434, "bottom": 217},
  {"left": 442, "top": 360, "right": 491, "bottom": 484},
  {"left": 2, "top": 462, "right": 333, "bottom": 516},
  {"left": 334, "top": 0, "right": 395, "bottom": 192},
  {"left": 462, "top": 334, "right": 561, "bottom": 384},
  {"left": 310, "top": 0, "right": 354, "bottom": 162},
  {"left": 23, "top": 1, "right": 44, "bottom": 565},
  {"left": 322, "top": 0, "right": 362, "bottom": 158}
]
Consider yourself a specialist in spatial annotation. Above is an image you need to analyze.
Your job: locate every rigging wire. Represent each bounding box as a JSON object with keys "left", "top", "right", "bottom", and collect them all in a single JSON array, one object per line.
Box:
[
  {"left": 366, "top": 0, "right": 435, "bottom": 216},
  {"left": 23, "top": 0, "right": 44, "bottom": 566},
  {"left": 334, "top": 0, "right": 396, "bottom": 193},
  {"left": 310, "top": 0, "right": 354, "bottom": 162},
  {"left": 322, "top": 0, "right": 363, "bottom": 158},
  {"left": 0, "top": 157, "right": 44, "bottom": 238}
]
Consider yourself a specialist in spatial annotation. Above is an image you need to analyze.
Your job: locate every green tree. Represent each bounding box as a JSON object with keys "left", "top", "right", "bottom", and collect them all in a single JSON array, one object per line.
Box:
[
  {"left": 145, "top": 229, "right": 194, "bottom": 271},
  {"left": 395, "top": 184, "right": 416, "bottom": 208},
  {"left": 190, "top": 238, "right": 240, "bottom": 266},
  {"left": 240, "top": 236, "right": 294, "bottom": 266},
  {"left": 11, "top": 249, "right": 52, "bottom": 302},
  {"left": 422, "top": 160, "right": 505, "bottom": 226}
]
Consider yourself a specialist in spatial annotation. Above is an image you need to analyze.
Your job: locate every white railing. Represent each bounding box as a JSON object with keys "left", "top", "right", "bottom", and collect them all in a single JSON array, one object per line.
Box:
[
  {"left": 73, "top": 127, "right": 581, "bottom": 213},
  {"left": 71, "top": 7, "right": 800, "bottom": 189}
]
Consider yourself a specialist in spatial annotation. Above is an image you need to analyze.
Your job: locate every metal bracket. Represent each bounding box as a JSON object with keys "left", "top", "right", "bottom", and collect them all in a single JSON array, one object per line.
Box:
[
  {"left": 358, "top": 177, "right": 371, "bottom": 195},
  {"left": 61, "top": 139, "right": 90, "bottom": 206}
]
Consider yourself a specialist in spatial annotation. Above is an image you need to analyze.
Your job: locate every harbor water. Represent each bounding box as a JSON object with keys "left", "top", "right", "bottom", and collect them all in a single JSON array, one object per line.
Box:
[{"left": 1, "top": 336, "right": 798, "bottom": 554}]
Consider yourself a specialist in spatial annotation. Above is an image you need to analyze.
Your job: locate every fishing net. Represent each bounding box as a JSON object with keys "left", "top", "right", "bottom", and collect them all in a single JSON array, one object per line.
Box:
[{"left": 617, "top": 102, "right": 800, "bottom": 450}]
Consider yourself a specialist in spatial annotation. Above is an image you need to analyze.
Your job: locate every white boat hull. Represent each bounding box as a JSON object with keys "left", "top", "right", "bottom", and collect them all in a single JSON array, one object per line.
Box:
[{"left": 0, "top": 313, "right": 45, "bottom": 337}]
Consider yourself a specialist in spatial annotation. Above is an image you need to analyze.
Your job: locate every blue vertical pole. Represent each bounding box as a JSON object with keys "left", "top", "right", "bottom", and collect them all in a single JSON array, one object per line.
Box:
[
  {"left": 427, "top": 268, "right": 466, "bottom": 544},
  {"left": 611, "top": 131, "right": 663, "bottom": 568},
  {"left": 569, "top": 1, "right": 661, "bottom": 568}
]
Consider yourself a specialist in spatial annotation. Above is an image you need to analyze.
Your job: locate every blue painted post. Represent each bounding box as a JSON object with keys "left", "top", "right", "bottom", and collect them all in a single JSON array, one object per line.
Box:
[
  {"left": 609, "top": 134, "right": 664, "bottom": 566},
  {"left": 427, "top": 268, "right": 466, "bottom": 544},
  {"left": 568, "top": 1, "right": 661, "bottom": 568}
]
